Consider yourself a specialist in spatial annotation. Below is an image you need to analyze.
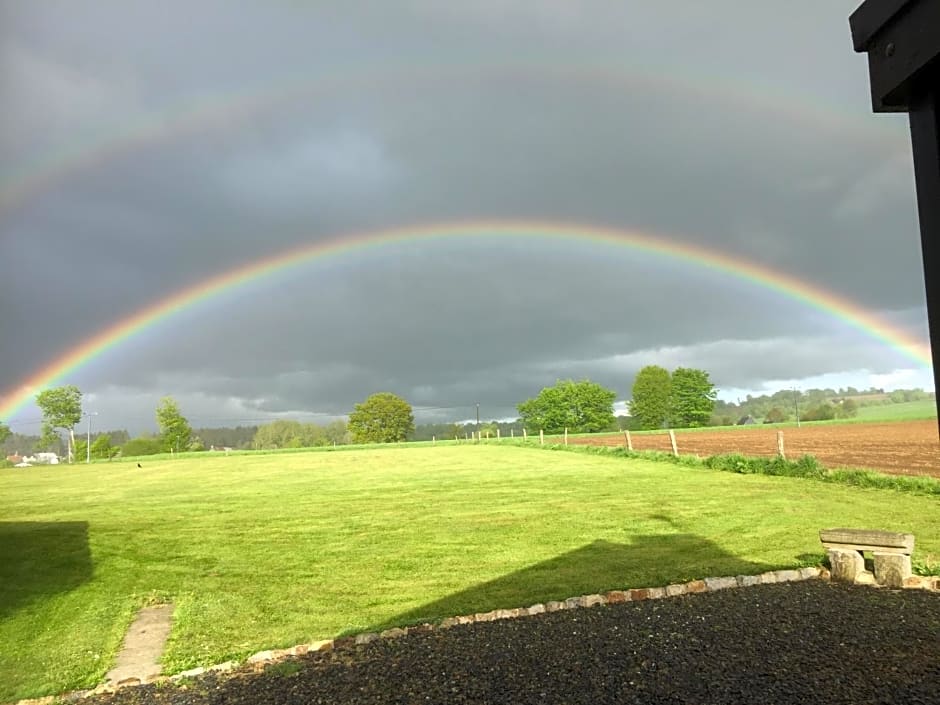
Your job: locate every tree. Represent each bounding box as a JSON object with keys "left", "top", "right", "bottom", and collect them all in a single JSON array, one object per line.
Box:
[
  {"left": 803, "top": 403, "right": 836, "bottom": 421},
  {"left": 0, "top": 421, "right": 10, "bottom": 445},
  {"left": 670, "top": 367, "right": 717, "bottom": 428},
  {"left": 629, "top": 366, "right": 672, "bottom": 430},
  {"left": 517, "top": 379, "right": 616, "bottom": 433},
  {"left": 763, "top": 407, "right": 788, "bottom": 424},
  {"left": 155, "top": 397, "right": 193, "bottom": 453},
  {"left": 835, "top": 398, "right": 859, "bottom": 419},
  {"left": 323, "top": 420, "right": 349, "bottom": 446},
  {"left": 122, "top": 436, "right": 163, "bottom": 457},
  {"left": 348, "top": 393, "right": 414, "bottom": 443},
  {"left": 253, "top": 420, "right": 305, "bottom": 449},
  {"left": 91, "top": 434, "right": 118, "bottom": 460},
  {"left": 36, "top": 385, "right": 83, "bottom": 463}
]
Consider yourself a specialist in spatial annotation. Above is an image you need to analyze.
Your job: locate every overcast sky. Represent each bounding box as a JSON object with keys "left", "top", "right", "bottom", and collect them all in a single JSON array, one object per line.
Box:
[{"left": 0, "top": 0, "right": 933, "bottom": 434}]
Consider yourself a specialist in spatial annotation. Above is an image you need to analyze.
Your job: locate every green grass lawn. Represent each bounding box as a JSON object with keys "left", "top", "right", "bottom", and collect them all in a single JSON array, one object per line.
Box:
[
  {"left": 856, "top": 399, "right": 938, "bottom": 421},
  {"left": 2, "top": 445, "right": 938, "bottom": 700}
]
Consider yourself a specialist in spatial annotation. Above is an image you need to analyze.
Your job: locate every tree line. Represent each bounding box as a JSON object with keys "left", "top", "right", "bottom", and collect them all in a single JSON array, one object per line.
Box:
[{"left": 4, "top": 377, "right": 932, "bottom": 462}]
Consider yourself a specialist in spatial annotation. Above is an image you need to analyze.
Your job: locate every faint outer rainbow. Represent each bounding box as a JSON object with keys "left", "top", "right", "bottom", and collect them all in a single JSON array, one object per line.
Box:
[
  {"left": 0, "top": 61, "right": 903, "bottom": 221},
  {"left": 0, "top": 220, "right": 931, "bottom": 422}
]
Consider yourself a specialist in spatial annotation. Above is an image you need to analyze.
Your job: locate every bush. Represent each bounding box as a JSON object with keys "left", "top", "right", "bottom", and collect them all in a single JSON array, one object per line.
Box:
[
  {"left": 121, "top": 437, "right": 164, "bottom": 457},
  {"left": 802, "top": 403, "right": 836, "bottom": 421}
]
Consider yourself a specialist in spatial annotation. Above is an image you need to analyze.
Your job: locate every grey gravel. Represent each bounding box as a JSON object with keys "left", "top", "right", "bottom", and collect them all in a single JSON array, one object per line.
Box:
[{"left": 87, "top": 581, "right": 940, "bottom": 705}]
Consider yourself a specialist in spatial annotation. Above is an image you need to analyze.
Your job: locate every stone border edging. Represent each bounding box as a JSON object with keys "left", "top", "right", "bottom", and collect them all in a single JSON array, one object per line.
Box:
[{"left": 12, "top": 567, "right": 940, "bottom": 705}]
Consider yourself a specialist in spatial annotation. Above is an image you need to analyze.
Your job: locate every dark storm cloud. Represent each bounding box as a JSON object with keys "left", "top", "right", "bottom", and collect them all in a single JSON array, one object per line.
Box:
[{"left": 0, "top": 0, "right": 932, "bottom": 432}]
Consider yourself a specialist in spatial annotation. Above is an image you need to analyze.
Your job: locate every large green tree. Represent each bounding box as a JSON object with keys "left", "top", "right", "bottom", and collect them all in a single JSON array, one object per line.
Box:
[
  {"left": 629, "top": 366, "right": 672, "bottom": 430},
  {"left": 0, "top": 421, "right": 10, "bottom": 445},
  {"left": 517, "top": 379, "right": 617, "bottom": 433},
  {"left": 155, "top": 397, "right": 193, "bottom": 452},
  {"left": 670, "top": 367, "right": 717, "bottom": 428},
  {"left": 35, "top": 385, "right": 83, "bottom": 462},
  {"left": 348, "top": 393, "right": 414, "bottom": 443}
]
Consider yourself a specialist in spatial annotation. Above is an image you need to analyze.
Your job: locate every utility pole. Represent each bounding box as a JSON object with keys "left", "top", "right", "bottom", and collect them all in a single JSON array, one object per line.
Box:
[
  {"left": 793, "top": 388, "right": 800, "bottom": 428},
  {"left": 476, "top": 403, "right": 480, "bottom": 443}
]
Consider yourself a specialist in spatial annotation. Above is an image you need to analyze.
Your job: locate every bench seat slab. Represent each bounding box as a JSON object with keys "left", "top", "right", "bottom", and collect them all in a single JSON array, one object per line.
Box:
[{"left": 820, "top": 528, "right": 914, "bottom": 553}]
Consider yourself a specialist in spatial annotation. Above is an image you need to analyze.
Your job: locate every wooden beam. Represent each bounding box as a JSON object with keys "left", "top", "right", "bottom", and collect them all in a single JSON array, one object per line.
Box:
[
  {"left": 909, "top": 84, "right": 940, "bottom": 409},
  {"left": 851, "top": 0, "right": 940, "bottom": 112}
]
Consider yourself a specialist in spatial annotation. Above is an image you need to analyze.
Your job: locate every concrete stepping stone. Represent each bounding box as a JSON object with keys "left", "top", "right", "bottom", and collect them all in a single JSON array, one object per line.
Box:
[{"left": 105, "top": 604, "right": 173, "bottom": 686}]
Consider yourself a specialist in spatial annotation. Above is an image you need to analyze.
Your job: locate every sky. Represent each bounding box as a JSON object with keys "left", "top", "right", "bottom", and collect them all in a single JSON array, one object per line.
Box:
[{"left": 0, "top": 0, "right": 934, "bottom": 435}]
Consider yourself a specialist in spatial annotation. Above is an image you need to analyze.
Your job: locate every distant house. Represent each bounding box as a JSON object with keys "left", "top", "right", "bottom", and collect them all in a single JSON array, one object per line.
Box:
[
  {"left": 20, "top": 452, "right": 59, "bottom": 465},
  {"left": 6, "top": 453, "right": 23, "bottom": 464},
  {"left": 737, "top": 415, "right": 757, "bottom": 425}
]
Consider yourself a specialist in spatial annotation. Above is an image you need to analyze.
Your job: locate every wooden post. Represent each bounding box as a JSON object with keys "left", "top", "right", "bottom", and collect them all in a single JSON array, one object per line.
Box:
[
  {"left": 623, "top": 429, "right": 633, "bottom": 451},
  {"left": 432, "top": 436, "right": 436, "bottom": 445},
  {"left": 511, "top": 428, "right": 514, "bottom": 439},
  {"left": 497, "top": 428, "right": 501, "bottom": 440},
  {"left": 776, "top": 430, "right": 785, "bottom": 459},
  {"left": 523, "top": 428, "right": 528, "bottom": 442},
  {"left": 668, "top": 429, "right": 678, "bottom": 457},
  {"left": 539, "top": 429, "right": 544, "bottom": 446},
  {"left": 564, "top": 427, "right": 568, "bottom": 446}
]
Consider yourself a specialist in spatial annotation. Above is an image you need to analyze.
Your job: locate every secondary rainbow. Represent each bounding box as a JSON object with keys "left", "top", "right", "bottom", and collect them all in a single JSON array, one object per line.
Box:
[
  {"left": 0, "top": 61, "right": 903, "bottom": 221},
  {"left": 0, "top": 221, "right": 931, "bottom": 422}
]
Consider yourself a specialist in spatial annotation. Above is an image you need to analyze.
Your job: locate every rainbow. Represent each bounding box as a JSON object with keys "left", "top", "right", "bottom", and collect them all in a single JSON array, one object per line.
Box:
[
  {"left": 0, "top": 61, "right": 905, "bottom": 221},
  {"left": 0, "top": 221, "right": 931, "bottom": 422}
]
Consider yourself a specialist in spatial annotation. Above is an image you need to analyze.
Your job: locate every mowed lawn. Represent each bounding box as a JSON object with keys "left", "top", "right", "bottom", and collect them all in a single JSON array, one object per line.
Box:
[{"left": 2, "top": 446, "right": 938, "bottom": 700}]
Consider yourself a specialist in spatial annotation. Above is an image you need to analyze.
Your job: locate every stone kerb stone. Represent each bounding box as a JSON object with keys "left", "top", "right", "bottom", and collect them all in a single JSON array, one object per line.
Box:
[{"left": 703, "top": 576, "right": 737, "bottom": 591}]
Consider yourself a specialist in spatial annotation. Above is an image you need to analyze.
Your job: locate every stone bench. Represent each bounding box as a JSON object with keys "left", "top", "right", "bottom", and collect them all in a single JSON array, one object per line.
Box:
[{"left": 820, "top": 528, "right": 914, "bottom": 588}]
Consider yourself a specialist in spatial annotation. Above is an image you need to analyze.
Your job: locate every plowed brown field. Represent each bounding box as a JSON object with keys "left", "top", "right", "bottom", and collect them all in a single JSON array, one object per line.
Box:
[{"left": 568, "top": 420, "right": 940, "bottom": 477}]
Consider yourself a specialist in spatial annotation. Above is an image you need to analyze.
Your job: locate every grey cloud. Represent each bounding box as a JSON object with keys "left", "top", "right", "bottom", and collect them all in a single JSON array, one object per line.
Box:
[{"left": 1, "top": 0, "right": 933, "bottom": 431}]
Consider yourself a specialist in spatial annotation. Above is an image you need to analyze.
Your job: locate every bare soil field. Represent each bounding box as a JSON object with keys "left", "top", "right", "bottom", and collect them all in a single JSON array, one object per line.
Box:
[{"left": 569, "top": 420, "right": 940, "bottom": 478}]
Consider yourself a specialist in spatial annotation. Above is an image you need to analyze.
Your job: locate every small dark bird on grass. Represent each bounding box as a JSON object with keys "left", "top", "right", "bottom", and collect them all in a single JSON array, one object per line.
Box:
[{"left": 137, "top": 463, "right": 142, "bottom": 468}]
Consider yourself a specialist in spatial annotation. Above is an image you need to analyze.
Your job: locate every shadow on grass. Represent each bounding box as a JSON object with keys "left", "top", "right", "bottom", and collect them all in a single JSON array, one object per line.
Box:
[
  {"left": 0, "top": 521, "right": 92, "bottom": 619},
  {"left": 368, "top": 535, "right": 772, "bottom": 633}
]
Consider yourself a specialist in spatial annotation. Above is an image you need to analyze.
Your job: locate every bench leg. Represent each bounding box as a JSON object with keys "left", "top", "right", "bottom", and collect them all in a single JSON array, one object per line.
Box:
[
  {"left": 827, "top": 549, "right": 864, "bottom": 582},
  {"left": 873, "top": 553, "right": 912, "bottom": 588}
]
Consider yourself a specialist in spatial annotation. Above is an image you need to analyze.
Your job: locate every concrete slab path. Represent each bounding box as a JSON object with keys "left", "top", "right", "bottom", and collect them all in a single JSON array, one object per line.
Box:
[{"left": 105, "top": 604, "right": 173, "bottom": 686}]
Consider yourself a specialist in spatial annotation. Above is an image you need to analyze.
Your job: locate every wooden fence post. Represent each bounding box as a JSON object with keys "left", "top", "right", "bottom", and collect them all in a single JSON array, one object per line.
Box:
[
  {"left": 540, "top": 429, "right": 544, "bottom": 446},
  {"left": 668, "top": 429, "right": 678, "bottom": 457},
  {"left": 497, "top": 428, "right": 501, "bottom": 440},
  {"left": 777, "top": 430, "right": 786, "bottom": 460},
  {"left": 564, "top": 427, "right": 568, "bottom": 446},
  {"left": 511, "top": 428, "right": 514, "bottom": 439},
  {"left": 623, "top": 429, "right": 633, "bottom": 451}
]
